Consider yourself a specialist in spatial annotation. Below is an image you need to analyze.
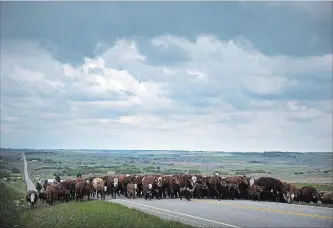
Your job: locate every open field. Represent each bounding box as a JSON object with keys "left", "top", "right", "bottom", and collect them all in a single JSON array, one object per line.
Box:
[{"left": 3, "top": 149, "right": 331, "bottom": 185}]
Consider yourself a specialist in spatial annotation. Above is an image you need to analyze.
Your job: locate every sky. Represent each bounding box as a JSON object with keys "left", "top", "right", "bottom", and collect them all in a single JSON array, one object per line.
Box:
[{"left": 0, "top": 1, "right": 332, "bottom": 152}]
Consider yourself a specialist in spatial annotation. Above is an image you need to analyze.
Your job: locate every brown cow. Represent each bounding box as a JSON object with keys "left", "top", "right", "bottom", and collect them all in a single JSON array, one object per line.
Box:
[
  {"left": 254, "top": 177, "right": 289, "bottom": 203},
  {"left": 225, "top": 176, "right": 249, "bottom": 199},
  {"left": 142, "top": 175, "right": 162, "bottom": 200},
  {"left": 178, "top": 174, "right": 196, "bottom": 201},
  {"left": 54, "top": 183, "right": 70, "bottom": 202},
  {"left": 46, "top": 185, "right": 58, "bottom": 205},
  {"left": 295, "top": 186, "right": 319, "bottom": 203},
  {"left": 319, "top": 191, "right": 333, "bottom": 205},
  {"left": 207, "top": 175, "right": 225, "bottom": 200},
  {"left": 60, "top": 180, "right": 76, "bottom": 200},
  {"left": 161, "top": 175, "right": 180, "bottom": 199},
  {"left": 75, "top": 181, "right": 92, "bottom": 202}
]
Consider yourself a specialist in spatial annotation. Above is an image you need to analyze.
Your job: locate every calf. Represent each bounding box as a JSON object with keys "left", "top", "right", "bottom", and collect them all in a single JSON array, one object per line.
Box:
[{"left": 249, "top": 184, "right": 264, "bottom": 201}]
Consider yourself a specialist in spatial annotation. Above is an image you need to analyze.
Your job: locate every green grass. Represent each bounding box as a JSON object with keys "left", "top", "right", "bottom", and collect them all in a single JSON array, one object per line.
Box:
[
  {"left": 0, "top": 180, "right": 27, "bottom": 228},
  {"left": 22, "top": 200, "right": 193, "bottom": 228},
  {"left": 293, "top": 183, "right": 333, "bottom": 192}
]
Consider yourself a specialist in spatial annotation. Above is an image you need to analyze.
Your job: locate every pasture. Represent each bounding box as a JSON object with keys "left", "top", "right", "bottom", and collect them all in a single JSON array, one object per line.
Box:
[{"left": 12, "top": 149, "right": 332, "bottom": 185}]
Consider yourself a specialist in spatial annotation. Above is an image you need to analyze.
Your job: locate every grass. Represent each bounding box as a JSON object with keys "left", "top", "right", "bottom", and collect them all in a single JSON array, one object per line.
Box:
[
  {"left": 1, "top": 178, "right": 192, "bottom": 228},
  {"left": 22, "top": 200, "right": 193, "bottom": 228},
  {"left": 293, "top": 183, "right": 333, "bottom": 192},
  {"left": 0, "top": 180, "right": 27, "bottom": 228}
]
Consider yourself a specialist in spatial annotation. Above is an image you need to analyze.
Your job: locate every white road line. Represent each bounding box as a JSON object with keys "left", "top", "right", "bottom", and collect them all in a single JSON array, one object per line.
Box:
[
  {"left": 115, "top": 200, "right": 210, "bottom": 227},
  {"left": 116, "top": 199, "right": 241, "bottom": 228}
]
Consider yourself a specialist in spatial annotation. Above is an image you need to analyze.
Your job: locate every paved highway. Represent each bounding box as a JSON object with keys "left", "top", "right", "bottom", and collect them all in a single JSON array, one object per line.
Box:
[
  {"left": 22, "top": 152, "right": 37, "bottom": 192},
  {"left": 106, "top": 196, "right": 333, "bottom": 228}
]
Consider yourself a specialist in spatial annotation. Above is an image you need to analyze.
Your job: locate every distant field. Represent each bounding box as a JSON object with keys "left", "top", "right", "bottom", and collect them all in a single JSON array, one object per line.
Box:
[{"left": 4, "top": 149, "right": 330, "bottom": 184}]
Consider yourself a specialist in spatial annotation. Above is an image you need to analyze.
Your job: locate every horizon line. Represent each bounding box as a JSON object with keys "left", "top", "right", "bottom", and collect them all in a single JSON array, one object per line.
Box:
[{"left": 0, "top": 147, "right": 332, "bottom": 153}]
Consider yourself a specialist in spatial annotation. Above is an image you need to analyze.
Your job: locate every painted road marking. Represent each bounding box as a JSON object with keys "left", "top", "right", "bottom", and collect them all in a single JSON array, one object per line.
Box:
[
  {"left": 116, "top": 199, "right": 241, "bottom": 228},
  {"left": 115, "top": 200, "right": 210, "bottom": 227},
  {"left": 191, "top": 200, "right": 333, "bottom": 220}
]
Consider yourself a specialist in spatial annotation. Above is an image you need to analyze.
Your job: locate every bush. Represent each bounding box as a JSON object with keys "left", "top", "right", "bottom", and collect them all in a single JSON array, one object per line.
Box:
[{"left": 11, "top": 168, "right": 20, "bottom": 174}]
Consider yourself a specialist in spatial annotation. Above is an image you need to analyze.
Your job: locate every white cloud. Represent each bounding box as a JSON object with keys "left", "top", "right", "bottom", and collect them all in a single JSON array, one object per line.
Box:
[{"left": 0, "top": 36, "right": 332, "bottom": 151}]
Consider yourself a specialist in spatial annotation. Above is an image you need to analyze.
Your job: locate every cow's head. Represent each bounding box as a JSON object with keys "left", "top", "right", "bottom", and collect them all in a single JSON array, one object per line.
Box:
[
  {"left": 30, "top": 192, "right": 36, "bottom": 203},
  {"left": 157, "top": 176, "right": 163, "bottom": 187},
  {"left": 238, "top": 175, "right": 249, "bottom": 185},
  {"left": 172, "top": 175, "right": 180, "bottom": 185},
  {"left": 113, "top": 177, "right": 118, "bottom": 188},
  {"left": 191, "top": 176, "right": 197, "bottom": 187}
]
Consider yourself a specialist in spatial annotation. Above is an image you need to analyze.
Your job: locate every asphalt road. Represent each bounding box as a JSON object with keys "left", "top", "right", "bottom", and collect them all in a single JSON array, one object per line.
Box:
[
  {"left": 106, "top": 196, "right": 333, "bottom": 228},
  {"left": 22, "top": 152, "right": 37, "bottom": 192}
]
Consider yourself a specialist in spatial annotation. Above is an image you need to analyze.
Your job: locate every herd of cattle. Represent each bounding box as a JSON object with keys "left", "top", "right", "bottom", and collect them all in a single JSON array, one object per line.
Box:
[{"left": 26, "top": 174, "right": 333, "bottom": 209}]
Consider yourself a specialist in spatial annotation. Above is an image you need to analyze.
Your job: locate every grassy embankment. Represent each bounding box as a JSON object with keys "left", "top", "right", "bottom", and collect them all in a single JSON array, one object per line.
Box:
[{"left": 1, "top": 180, "right": 192, "bottom": 228}]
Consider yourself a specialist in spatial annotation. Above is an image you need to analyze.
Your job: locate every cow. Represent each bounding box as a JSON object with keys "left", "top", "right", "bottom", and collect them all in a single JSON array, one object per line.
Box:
[
  {"left": 282, "top": 182, "right": 298, "bottom": 202},
  {"left": 38, "top": 191, "right": 47, "bottom": 203},
  {"left": 75, "top": 181, "right": 92, "bottom": 202},
  {"left": 260, "top": 190, "right": 278, "bottom": 202},
  {"left": 249, "top": 184, "right": 264, "bottom": 201},
  {"left": 142, "top": 175, "right": 162, "bottom": 200},
  {"left": 193, "top": 183, "right": 205, "bottom": 199},
  {"left": 46, "top": 185, "right": 58, "bottom": 205},
  {"left": 225, "top": 175, "right": 249, "bottom": 199},
  {"left": 161, "top": 175, "right": 180, "bottom": 199},
  {"left": 92, "top": 177, "right": 105, "bottom": 198},
  {"left": 26, "top": 190, "right": 38, "bottom": 209},
  {"left": 54, "top": 183, "right": 70, "bottom": 202},
  {"left": 61, "top": 180, "right": 76, "bottom": 200},
  {"left": 134, "top": 175, "right": 144, "bottom": 197},
  {"left": 207, "top": 175, "right": 225, "bottom": 200},
  {"left": 179, "top": 175, "right": 197, "bottom": 201},
  {"left": 294, "top": 186, "right": 319, "bottom": 204},
  {"left": 126, "top": 183, "right": 137, "bottom": 199},
  {"left": 106, "top": 177, "right": 119, "bottom": 199},
  {"left": 101, "top": 186, "right": 107, "bottom": 200},
  {"left": 254, "top": 177, "right": 289, "bottom": 203},
  {"left": 319, "top": 191, "right": 333, "bottom": 205},
  {"left": 228, "top": 183, "right": 240, "bottom": 200}
]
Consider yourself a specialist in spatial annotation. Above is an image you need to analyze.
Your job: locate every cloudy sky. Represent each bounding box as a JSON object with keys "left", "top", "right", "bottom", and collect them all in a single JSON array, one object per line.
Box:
[{"left": 1, "top": 2, "right": 332, "bottom": 152}]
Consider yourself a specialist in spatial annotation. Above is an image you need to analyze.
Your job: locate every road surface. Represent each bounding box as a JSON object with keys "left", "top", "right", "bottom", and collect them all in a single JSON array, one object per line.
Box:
[
  {"left": 106, "top": 196, "right": 333, "bottom": 228},
  {"left": 22, "top": 152, "right": 37, "bottom": 192}
]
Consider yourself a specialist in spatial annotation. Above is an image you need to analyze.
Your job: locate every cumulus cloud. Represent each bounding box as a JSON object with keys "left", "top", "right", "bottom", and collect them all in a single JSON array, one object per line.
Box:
[{"left": 0, "top": 35, "right": 332, "bottom": 151}]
